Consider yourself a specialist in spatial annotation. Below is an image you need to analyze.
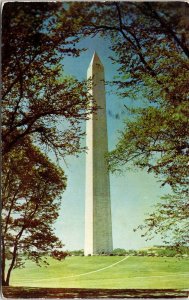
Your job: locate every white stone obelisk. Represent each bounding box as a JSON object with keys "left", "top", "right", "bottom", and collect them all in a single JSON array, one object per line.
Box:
[{"left": 85, "top": 52, "right": 113, "bottom": 256}]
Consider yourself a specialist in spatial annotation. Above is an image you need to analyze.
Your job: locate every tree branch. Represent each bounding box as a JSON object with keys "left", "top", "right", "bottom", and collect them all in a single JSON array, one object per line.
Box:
[{"left": 145, "top": 2, "right": 189, "bottom": 59}]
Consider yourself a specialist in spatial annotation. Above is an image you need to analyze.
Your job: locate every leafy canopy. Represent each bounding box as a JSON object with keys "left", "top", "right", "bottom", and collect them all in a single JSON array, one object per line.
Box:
[
  {"left": 2, "top": 139, "right": 67, "bottom": 286},
  {"left": 2, "top": 2, "right": 94, "bottom": 157}
]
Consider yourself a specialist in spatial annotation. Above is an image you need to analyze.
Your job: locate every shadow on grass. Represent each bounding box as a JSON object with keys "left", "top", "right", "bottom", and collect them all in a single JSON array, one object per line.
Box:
[{"left": 2, "top": 287, "right": 189, "bottom": 298}]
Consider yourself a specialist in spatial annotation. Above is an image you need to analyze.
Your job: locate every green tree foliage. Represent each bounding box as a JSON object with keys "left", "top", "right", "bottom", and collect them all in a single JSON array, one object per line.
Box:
[
  {"left": 109, "top": 106, "right": 189, "bottom": 192},
  {"left": 69, "top": 2, "right": 189, "bottom": 245},
  {"left": 2, "top": 139, "right": 67, "bottom": 286},
  {"left": 112, "top": 248, "right": 127, "bottom": 256},
  {"left": 156, "top": 246, "right": 189, "bottom": 257},
  {"left": 137, "top": 192, "right": 189, "bottom": 247},
  {"left": 2, "top": 2, "right": 94, "bottom": 157},
  {"left": 68, "top": 249, "right": 84, "bottom": 256}
]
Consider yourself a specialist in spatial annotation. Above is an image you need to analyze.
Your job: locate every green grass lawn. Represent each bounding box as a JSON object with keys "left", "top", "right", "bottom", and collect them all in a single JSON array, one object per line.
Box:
[{"left": 10, "top": 256, "right": 189, "bottom": 289}]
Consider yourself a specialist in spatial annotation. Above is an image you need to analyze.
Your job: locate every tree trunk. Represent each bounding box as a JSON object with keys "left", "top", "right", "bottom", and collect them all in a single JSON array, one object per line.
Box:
[
  {"left": 1, "top": 237, "right": 7, "bottom": 286},
  {"left": 2, "top": 279, "right": 9, "bottom": 286},
  {"left": 5, "top": 242, "right": 18, "bottom": 287},
  {"left": 4, "top": 226, "right": 26, "bottom": 286}
]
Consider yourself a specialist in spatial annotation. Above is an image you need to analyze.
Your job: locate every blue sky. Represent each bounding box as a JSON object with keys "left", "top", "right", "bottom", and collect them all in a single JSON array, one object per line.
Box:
[{"left": 54, "top": 35, "right": 169, "bottom": 250}]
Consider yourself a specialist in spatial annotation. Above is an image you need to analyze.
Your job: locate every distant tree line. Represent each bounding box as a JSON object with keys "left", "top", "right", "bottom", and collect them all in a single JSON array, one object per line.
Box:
[
  {"left": 110, "top": 247, "right": 189, "bottom": 258},
  {"left": 67, "top": 247, "right": 189, "bottom": 258}
]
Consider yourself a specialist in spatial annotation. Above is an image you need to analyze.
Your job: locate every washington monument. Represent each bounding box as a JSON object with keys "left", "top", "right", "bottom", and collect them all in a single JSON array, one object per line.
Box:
[{"left": 84, "top": 52, "right": 113, "bottom": 256}]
